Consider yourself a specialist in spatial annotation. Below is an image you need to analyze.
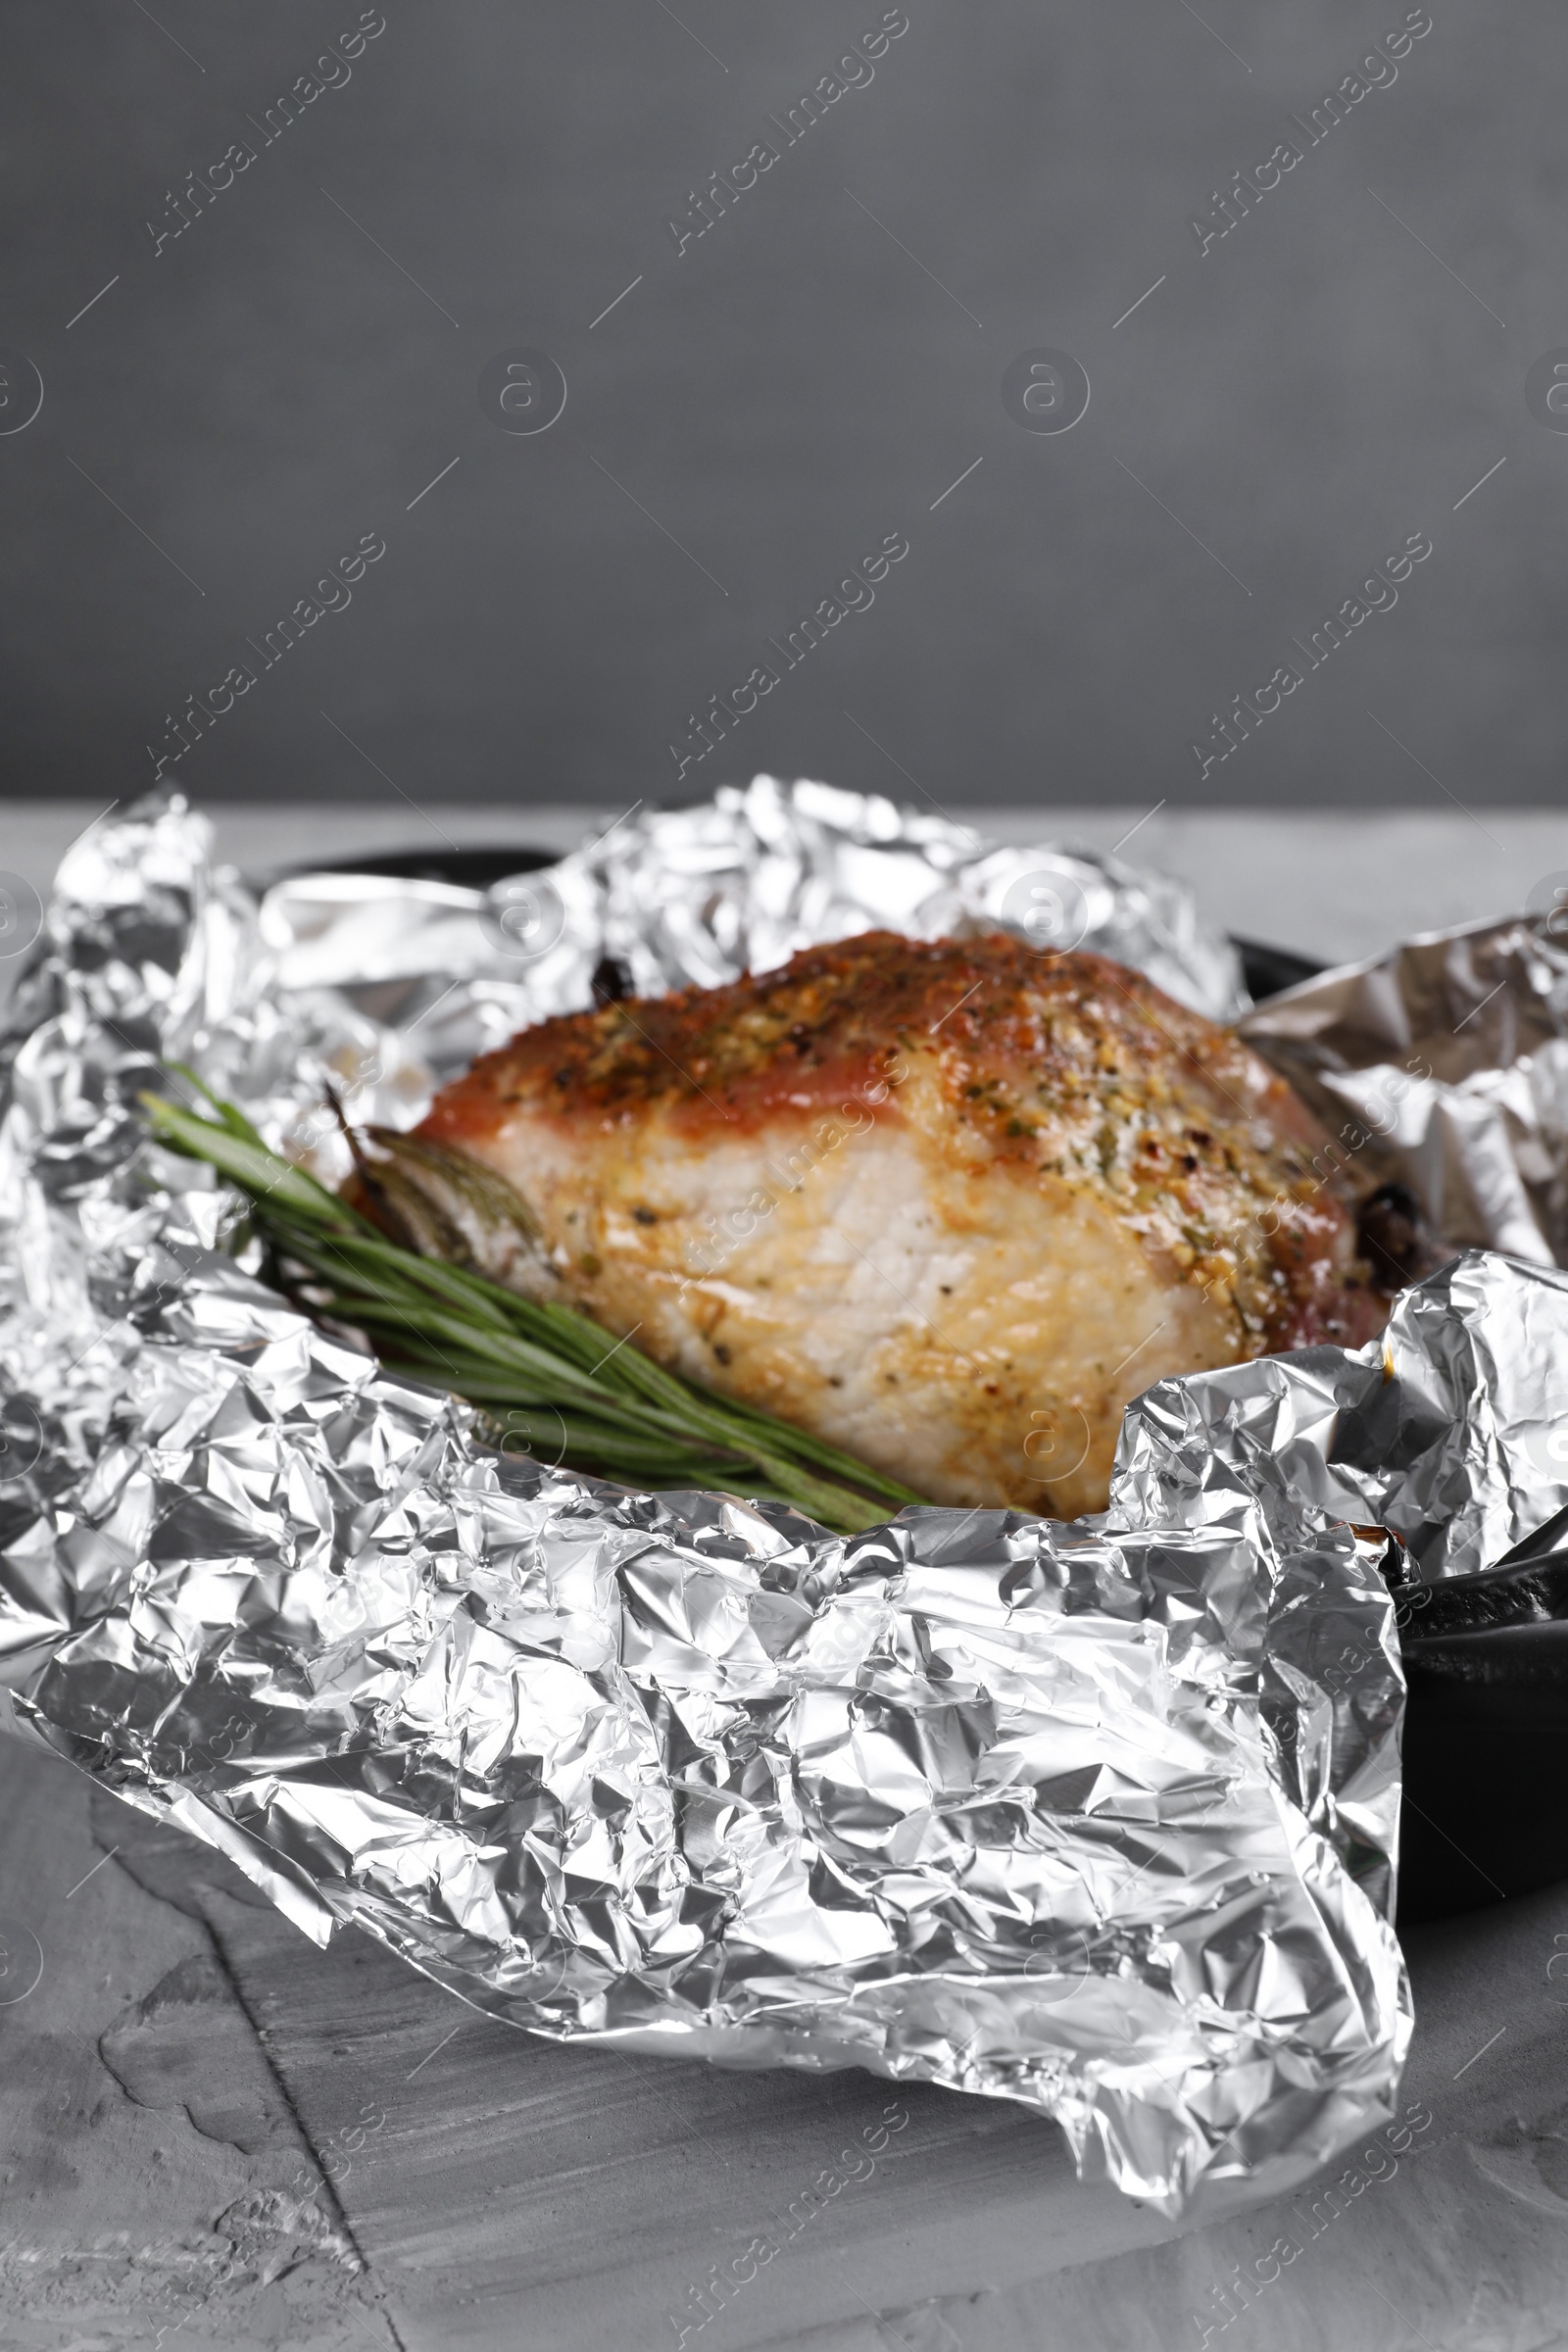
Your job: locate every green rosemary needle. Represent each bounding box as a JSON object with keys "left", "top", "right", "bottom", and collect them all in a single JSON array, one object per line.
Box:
[{"left": 141, "top": 1081, "right": 926, "bottom": 1537}]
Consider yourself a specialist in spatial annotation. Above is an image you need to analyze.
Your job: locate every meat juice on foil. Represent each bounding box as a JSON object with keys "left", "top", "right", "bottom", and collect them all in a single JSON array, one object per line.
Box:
[{"left": 0, "top": 785, "right": 1560, "bottom": 2216}]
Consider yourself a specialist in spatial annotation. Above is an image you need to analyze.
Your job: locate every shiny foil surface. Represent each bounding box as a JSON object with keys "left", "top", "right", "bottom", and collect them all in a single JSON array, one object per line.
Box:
[
  {"left": 1240, "top": 911, "right": 1568, "bottom": 1263},
  {"left": 19, "top": 785, "right": 1565, "bottom": 2218},
  {"left": 261, "top": 770, "right": 1248, "bottom": 1050}
]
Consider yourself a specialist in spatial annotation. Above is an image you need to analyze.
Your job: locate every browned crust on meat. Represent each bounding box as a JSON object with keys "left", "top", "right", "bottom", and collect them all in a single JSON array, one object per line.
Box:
[{"left": 418, "top": 931, "right": 1387, "bottom": 1354}]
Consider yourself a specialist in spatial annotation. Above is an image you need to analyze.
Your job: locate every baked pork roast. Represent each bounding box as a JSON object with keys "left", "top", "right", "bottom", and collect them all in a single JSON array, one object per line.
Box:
[{"left": 389, "top": 930, "right": 1392, "bottom": 1517}]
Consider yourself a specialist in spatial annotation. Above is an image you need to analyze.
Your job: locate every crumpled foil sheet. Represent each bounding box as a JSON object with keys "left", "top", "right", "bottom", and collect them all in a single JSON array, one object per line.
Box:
[
  {"left": 5, "top": 782, "right": 1514, "bottom": 2221},
  {"left": 261, "top": 772, "right": 1247, "bottom": 1074},
  {"left": 1241, "top": 913, "right": 1568, "bottom": 1264},
  {"left": 1119, "top": 1251, "right": 1568, "bottom": 1585}
]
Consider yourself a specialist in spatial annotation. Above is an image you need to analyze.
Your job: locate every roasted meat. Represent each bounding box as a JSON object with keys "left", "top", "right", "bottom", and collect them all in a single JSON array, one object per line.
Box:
[{"left": 395, "top": 930, "right": 1390, "bottom": 1517}]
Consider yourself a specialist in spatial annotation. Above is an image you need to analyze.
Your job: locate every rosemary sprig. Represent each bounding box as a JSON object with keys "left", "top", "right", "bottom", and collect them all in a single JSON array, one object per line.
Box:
[{"left": 141, "top": 1080, "right": 925, "bottom": 1536}]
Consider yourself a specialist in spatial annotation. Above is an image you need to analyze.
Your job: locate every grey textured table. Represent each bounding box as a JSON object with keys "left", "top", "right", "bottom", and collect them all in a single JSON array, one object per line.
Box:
[{"left": 3, "top": 802, "right": 1568, "bottom": 2352}]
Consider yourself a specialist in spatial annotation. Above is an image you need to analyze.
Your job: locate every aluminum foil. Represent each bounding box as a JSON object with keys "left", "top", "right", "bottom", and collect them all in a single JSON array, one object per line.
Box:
[
  {"left": 259, "top": 774, "right": 1248, "bottom": 1099},
  {"left": 1118, "top": 1252, "right": 1568, "bottom": 1584},
  {"left": 1, "top": 782, "right": 1509, "bottom": 2222},
  {"left": 1240, "top": 913, "right": 1568, "bottom": 1264}
]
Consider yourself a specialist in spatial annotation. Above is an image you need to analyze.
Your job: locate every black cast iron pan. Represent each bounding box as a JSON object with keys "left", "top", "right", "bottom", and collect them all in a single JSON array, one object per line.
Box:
[{"left": 278, "top": 846, "right": 1563, "bottom": 1927}]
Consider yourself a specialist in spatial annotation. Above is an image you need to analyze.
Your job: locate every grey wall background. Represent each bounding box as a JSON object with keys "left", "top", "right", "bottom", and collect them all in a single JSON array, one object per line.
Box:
[{"left": 0, "top": 2, "right": 1561, "bottom": 814}]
